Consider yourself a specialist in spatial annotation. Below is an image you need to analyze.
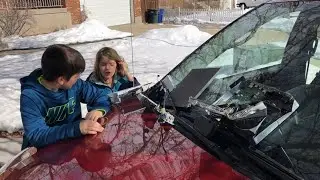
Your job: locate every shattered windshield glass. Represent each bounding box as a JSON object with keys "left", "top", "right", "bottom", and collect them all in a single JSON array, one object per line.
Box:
[
  {"left": 158, "top": 1, "right": 320, "bottom": 179},
  {"left": 258, "top": 25, "right": 320, "bottom": 179}
]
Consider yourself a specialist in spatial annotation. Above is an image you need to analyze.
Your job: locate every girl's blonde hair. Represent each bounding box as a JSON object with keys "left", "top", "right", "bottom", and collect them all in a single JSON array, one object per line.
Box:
[{"left": 94, "top": 47, "right": 126, "bottom": 82}]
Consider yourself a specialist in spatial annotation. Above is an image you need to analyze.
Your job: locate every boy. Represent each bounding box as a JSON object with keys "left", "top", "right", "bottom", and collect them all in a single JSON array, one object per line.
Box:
[{"left": 20, "top": 44, "right": 111, "bottom": 150}]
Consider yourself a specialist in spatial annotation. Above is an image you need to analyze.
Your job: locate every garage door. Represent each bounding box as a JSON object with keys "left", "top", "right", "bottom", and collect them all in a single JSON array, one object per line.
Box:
[{"left": 82, "top": 0, "right": 131, "bottom": 26}]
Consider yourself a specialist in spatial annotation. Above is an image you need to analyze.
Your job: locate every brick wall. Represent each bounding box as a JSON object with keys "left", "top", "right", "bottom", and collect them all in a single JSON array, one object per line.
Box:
[
  {"left": 134, "top": 0, "right": 142, "bottom": 17},
  {"left": 64, "top": 0, "right": 81, "bottom": 24}
]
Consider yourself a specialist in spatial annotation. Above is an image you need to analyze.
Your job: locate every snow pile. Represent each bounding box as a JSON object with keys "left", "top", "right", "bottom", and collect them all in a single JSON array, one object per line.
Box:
[
  {"left": 167, "top": 17, "right": 231, "bottom": 26},
  {"left": 165, "top": 8, "right": 252, "bottom": 26},
  {"left": 3, "top": 19, "right": 131, "bottom": 49},
  {"left": 137, "top": 25, "right": 212, "bottom": 46}
]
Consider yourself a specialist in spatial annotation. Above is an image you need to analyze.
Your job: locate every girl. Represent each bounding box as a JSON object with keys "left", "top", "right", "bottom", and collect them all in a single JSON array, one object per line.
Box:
[{"left": 86, "top": 47, "right": 140, "bottom": 92}]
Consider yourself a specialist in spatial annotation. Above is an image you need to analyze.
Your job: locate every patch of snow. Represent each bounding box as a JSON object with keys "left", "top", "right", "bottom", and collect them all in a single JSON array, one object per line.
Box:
[
  {"left": 0, "top": 137, "right": 22, "bottom": 166},
  {"left": 0, "top": 79, "right": 22, "bottom": 133},
  {"left": 168, "top": 17, "right": 231, "bottom": 26},
  {"left": 137, "top": 25, "right": 212, "bottom": 46},
  {"left": 164, "top": 9, "right": 251, "bottom": 25},
  {"left": 3, "top": 19, "right": 131, "bottom": 49}
]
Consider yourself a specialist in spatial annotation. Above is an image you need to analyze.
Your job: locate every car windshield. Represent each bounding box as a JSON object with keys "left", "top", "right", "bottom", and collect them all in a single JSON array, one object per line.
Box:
[
  {"left": 166, "top": 2, "right": 319, "bottom": 91},
  {"left": 160, "top": 1, "right": 320, "bottom": 178}
]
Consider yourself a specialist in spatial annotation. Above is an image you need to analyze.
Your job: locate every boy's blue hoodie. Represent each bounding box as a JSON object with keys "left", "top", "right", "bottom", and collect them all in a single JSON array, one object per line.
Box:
[{"left": 20, "top": 69, "right": 111, "bottom": 149}]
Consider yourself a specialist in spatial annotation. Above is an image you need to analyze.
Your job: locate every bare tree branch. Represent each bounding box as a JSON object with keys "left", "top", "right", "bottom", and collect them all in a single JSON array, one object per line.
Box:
[{"left": 0, "top": 0, "right": 35, "bottom": 37}]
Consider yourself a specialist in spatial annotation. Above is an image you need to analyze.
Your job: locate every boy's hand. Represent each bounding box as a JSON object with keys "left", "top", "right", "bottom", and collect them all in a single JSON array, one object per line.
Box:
[
  {"left": 85, "top": 110, "right": 104, "bottom": 122},
  {"left": 97, "top": 117, "right": 109, "bottom": 127},
  {"left": 79, "top": 120, "right": 104, "bottom": 135}
]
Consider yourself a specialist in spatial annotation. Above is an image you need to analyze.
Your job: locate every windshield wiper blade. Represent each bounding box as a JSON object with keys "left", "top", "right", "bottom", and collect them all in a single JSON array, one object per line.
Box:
[{"left": 245, "top": 148, "right": 304, "bottom": 180}]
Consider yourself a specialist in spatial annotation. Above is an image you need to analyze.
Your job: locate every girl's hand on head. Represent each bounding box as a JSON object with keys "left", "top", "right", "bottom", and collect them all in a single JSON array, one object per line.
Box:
[
  {"left": 118, "top": 60, "right": 134, "bottom": 81},
  {"left": 118, "top": 60, "right": 129, "bottom": 76},
  {"left": 85, "top": 110, "right": 104, "bottom": 122}
]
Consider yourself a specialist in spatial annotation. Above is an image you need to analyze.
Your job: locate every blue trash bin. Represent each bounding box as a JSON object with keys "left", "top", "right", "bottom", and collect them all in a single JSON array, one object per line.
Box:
[{"left": 158, "top": 8, "right": 164, "bottom": 23}]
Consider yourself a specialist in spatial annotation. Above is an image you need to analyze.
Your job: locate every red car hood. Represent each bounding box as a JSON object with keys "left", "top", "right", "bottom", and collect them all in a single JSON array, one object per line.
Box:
[{"left": 0, "top": 100, "right": 247, "bottom": 180}]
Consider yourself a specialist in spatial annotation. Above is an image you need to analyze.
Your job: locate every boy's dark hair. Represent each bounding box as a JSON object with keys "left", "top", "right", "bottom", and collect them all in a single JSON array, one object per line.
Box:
[{"left": 41, "top": 44, "right": 85, "bottom": 81}]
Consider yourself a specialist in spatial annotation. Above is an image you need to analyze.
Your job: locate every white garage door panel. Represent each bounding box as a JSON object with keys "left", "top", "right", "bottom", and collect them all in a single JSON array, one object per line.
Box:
[{"left": 84, "top": 0, "right": 131, "bottom": 26}]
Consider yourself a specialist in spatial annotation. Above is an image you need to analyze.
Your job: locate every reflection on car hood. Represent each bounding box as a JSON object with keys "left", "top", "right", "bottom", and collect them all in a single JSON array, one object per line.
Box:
[{"left": 0, "top": 100, "right": 247, "bottom": 180}]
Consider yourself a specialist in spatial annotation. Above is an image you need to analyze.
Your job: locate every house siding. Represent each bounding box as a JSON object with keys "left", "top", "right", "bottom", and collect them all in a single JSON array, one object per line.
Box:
[
  {"left": 82, "top": 0, "right": 131, "bottom": 26},
  {"left": 64, "top": 0, "right": 82, "bottom": 24}
]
